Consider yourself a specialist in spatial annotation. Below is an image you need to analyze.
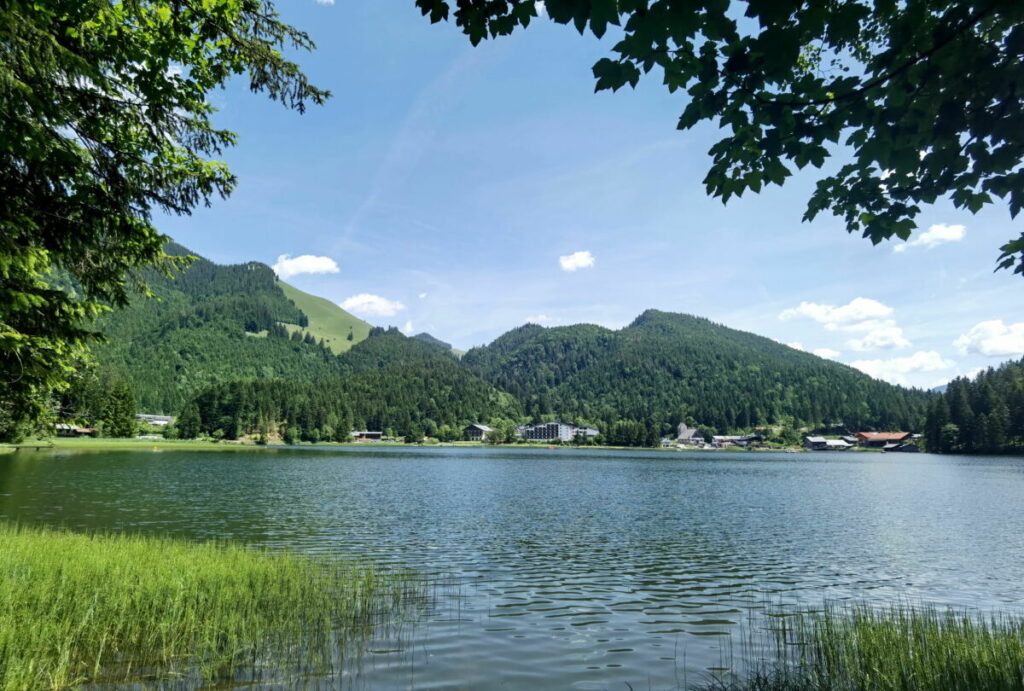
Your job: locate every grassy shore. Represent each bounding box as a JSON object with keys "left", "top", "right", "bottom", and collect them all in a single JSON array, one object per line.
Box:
[
  {"left": 0, "top": 523, "right": 421, "bottom": 690},
  {"left": 713, "top": 603, "right": 1024, "bottom": 691},
  {"left": 1, "top": 437, "right": 262, "bottom": 452}
]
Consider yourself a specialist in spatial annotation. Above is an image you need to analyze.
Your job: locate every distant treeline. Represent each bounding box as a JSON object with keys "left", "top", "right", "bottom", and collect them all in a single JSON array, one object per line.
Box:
[{"left": 924, "top": 358, "right": 1024, "bottom": 454}]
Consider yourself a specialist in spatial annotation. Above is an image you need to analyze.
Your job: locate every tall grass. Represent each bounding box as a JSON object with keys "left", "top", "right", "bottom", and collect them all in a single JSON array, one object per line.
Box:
[
  {"left": 714, "top": 603, "right": 1024, "bottom": 691},
  {"left": 0, "top": 523, "right": 421, "bottom": 689}
]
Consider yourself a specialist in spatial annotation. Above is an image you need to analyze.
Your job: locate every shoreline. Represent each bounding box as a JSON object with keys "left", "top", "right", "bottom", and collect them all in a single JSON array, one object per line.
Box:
[{"left": 0, "top": 437, "right": 821, "bottom": 454}]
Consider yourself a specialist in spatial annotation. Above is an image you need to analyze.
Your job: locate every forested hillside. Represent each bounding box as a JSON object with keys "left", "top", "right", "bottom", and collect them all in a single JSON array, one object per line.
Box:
[
  {"left": 181, "top": 328, "right": 521, "bottom": 441},
  {"left": 463, "top": 310, "right": 930, "bottom": 434},
  {"left": 88, "top": 244, "right": 349, "bottom": 413},
  {"left": 924, "top": 359, "right": 1024, "bottom": 454}
]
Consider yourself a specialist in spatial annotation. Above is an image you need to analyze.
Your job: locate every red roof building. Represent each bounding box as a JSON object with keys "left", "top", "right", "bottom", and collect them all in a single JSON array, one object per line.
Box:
[{"left": 855, "top": 431, "right": 911, "bottom": 447}]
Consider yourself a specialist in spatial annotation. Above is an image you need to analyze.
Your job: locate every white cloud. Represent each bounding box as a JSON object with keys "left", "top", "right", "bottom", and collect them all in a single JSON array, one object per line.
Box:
[
  {"left": 780, "top": 298, "right": 912, "bottom": 352},
  {"left": 339, "top": 293, "right": 406, "bottom": 317},
  {"left": 813, "top": 348, "right": 840, "bottom": 359},
  {"left": 850, "top": 351, "right": 955, "bottom": 386},
  {"left": 315, "top": 0, "right": 335, "bottom": 5},
  {"left": 779, "top": 298, "right": 893, "bottom": 329},
  {"left": 525, "top": 314, "right": 555, "bottom": 325},
  {"left": 402, "top": 320, "right": 415, "bottom": 335},
  {"left": 786, "top": 341, "right": 805, "bottom": 351},
  {"left": 272, "top": 254, "right": 340, "bottom": 280},
  {"left": 953, "top": 320, "right": 1024, "bottom": 357},
  {"left": 535, "top": 1, "right": 547, "bottom": 16},
  {"left": 418, "top": 292, "right": 428, "bottom": 299},
  {"left": 559, "top": 250, "right": 595, "bottom": 272},
  {"left": 846, "top": 325, "right": 911, "bottom": 351},
  {"left": 893, "top": 223, "right": 966, "bottom": 252}
]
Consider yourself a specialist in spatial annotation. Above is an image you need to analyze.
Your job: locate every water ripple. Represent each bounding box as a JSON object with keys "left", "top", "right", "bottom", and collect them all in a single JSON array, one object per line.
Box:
[{"left": 2, "top": 447, "right": 1024, "bottom": 689}]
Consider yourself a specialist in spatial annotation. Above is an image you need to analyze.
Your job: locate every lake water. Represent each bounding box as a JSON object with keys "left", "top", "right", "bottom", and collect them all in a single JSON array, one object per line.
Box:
[{"left": 2, "top": 446, "right": 1023, "bottom": 689}]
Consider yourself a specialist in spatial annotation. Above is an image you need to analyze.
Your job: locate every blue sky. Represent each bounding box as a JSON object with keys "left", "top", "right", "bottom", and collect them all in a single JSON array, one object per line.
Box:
[{"left": 159, "top": 1, "right": 1024, "bottom": 389}]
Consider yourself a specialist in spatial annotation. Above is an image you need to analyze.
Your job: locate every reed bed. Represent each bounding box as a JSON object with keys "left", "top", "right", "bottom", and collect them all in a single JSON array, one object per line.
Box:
[
  {"left": 0, "top": 523, "right": 421, "bottom": 689},
  {"left": 713, "top": 602, "right": 1024, "bottom": 691}
]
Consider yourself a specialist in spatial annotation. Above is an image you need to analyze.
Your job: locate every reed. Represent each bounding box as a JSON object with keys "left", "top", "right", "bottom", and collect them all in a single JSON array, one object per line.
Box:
[
  {"left": 716, "top": 602, "right": 1024, "bottom": 691},
  {"left": 0, "top": 523, "right": 421, "bottom": 689}
]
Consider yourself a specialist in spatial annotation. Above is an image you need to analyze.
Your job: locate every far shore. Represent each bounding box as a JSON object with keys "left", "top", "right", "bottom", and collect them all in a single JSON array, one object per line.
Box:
[{"left": 0, "top": 437, "right": 826, "bottom": 454}]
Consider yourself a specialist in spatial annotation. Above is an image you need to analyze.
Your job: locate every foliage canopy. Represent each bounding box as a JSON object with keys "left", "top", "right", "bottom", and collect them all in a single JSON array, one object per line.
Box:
[
  {"left": 0, "top": 0, "right": 326, "bottom": 439},
  {"left": 924, "top": 357, "right": 1024, "bottom": 454},
  {"left": 416, "top": 0, "right": 1024, "bottom": 271}
]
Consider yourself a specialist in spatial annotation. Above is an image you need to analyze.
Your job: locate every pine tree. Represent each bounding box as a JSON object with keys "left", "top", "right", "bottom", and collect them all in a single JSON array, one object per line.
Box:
[
  {"left": 176, "top": 403, "right": 201, "bottom": 439},
  {"left": 100, "top": 381, "right": 137, "bottom": 438}
]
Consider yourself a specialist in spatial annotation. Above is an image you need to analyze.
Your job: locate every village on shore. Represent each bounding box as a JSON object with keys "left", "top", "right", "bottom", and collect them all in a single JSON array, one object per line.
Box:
[{"left": 48, "top": 415, "right": 921, "bottom": 453}]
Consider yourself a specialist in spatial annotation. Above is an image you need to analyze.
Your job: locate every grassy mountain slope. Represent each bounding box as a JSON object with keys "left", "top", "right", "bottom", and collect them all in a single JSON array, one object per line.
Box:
[
  {"left": 463, "top": 309, "right": 931, "bottom": 432},
  {"left": 277, "top": 281, "right": 371, "bottom": 354}
]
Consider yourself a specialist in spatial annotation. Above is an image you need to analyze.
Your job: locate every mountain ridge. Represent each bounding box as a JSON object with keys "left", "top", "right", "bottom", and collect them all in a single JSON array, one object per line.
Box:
[
  {"left": 83, "top": 245, "right": 932, "bottom": 439},
  {"left": 463, "top": 308, "right": 930, "bottom": 432}
]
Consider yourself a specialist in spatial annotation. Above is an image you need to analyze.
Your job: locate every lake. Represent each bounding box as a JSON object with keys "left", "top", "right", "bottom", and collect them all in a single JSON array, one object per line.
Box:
[{"left": 2, "top": 446, "right": 1023, "bottom": 689}]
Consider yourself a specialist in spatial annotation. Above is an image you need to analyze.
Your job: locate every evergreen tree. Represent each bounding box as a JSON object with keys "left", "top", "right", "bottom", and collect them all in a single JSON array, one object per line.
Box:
[
  {"left": 176, "top": 403, "right": 201, "bottom": 440},
  {"left": 925, "top": 359, "right": 1024, "bottom": 455},
  {"left": 100, "top": 381, "right": 137, "bottom": 438},
  {"left": 0, "top": 1, "right": 326, "bottom": 440}
]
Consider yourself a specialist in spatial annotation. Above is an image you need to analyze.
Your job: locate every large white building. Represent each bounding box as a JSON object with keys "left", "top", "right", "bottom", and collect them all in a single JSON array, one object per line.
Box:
[{"left": 517, "top": 420, "right": 599, "bottom": 442}]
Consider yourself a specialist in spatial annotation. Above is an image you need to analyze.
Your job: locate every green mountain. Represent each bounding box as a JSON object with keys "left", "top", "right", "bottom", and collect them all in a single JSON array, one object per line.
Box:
[
  {"left": 82, "top": 244, "right": 519, "bottom": 436},
  {"left": 81, "top": 245, "right": 931, "bottom": 442},
  {"left": 89, "top": 244, "right": 349, "bottom": 414},
  {"left": 462, "top": 310, "right": 931, "bottom": 433},
  {"left": 277, "top": 280, "right": 371, "bottom": 354}
]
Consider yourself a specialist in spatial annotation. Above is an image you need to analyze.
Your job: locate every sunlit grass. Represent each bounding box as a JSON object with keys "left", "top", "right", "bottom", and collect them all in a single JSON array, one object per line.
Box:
[
  {"left": 0, "top": 523, "right": 421, "bottom": 689},
  {"left": 713, "top": 603, "right": 1024, "bottom": 691}
]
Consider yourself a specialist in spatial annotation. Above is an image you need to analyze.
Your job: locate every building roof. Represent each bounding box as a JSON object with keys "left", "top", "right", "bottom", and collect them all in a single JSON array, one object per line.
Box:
[
  {"left": 466, "top": 424, "right": 492, "bottom": 432},
  {"left": 805, "top": 436, "right": 827, "bottom": 443},
  {"left": 677, "top": 422, "right": 701, "bottom": 439},
  {"left": 825, "top": 439, "right": 852, "bottom": 448},
  {"left": 856, "top": 432, "right": 911, "bottom": 441}
]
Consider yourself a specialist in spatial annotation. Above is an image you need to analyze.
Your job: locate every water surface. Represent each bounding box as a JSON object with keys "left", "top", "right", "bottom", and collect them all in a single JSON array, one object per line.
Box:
[{"left": 2, "top": 446, "right": 1022, "bottom": 689}]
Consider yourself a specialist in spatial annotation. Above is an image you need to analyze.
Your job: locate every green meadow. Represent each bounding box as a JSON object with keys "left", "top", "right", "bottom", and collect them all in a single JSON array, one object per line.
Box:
[
  {"left": 277, "top": 280, "right": 372, "bottom": 354},
  {"left": 0, "top": 524, "right": 420, "bottom": 690}
]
